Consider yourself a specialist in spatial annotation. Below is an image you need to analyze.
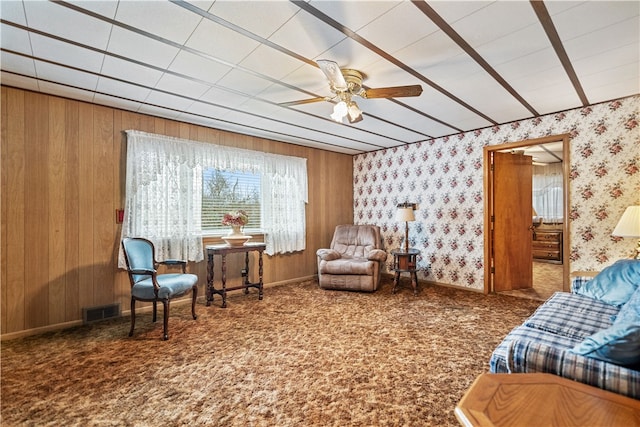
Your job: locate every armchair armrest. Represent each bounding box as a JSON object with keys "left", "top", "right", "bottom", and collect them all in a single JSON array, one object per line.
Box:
[
  {"left": 130, "top": 268, "right": 156, "bottom": 275},
  {"left": 316, "top": 249, "right": 341, "bottom": 261},
  {"left": 367, "top": 249, "right": 387, "bottom": 262},
  {"left": 159, "top": 259, "right": 187, "bottom": 273}
]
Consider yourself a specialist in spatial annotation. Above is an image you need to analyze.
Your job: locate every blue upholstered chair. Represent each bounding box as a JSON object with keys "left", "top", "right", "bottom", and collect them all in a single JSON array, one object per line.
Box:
[{"left": 121, "top": 238, "right": 198, "bottom": 340}]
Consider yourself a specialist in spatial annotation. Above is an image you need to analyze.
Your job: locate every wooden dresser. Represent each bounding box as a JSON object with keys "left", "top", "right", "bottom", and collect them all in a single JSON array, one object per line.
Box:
[{"left": 532, "top": 229, "right": 562, "bottom": 263}]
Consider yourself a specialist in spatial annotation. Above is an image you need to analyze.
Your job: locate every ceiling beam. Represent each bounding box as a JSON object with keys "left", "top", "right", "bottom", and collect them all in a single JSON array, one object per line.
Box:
[
  {"left": 530, "top": 0, "right": 589, "bottom": 106},
  {"left": 412, "top": 0, "right": 539, "bottom": 117},
  {"left": 292, "top": 0, "right": 498, "bottom": 126}
]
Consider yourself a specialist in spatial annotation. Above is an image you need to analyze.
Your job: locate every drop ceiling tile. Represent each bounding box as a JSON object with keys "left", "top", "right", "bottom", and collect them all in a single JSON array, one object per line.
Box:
[
  {"left": 23, "top": 1, "right": 112, "bottom": 50},
  {"left": 0, "top": 24, "right": 32, "bottom": 55},
  {"left": 314, "top": 38, "right": 385, "bottom": 71},
  {"left": 402, "top": 88, "right": 492, "bottom": 132},
  {"left": 280, "top": 62, "right": 333, "bottom": 96},
  {"left": 93, "top": 93, "right": 142, "bottom": 112},
  {"left": 492, "top": 48, "right": 563, "bottom": 83},
  {"left": 34, "top": 60, "right": 98, "bottom": 91},
  {"left": 207, "top": 0, "right": 299, "bottom": 39},
  {"left": 1, "top": 50, "right": 36, "bottom": 76},
  {"left": 100, "top": 56, "right": 164, "bottom": 88},
  {"left": 256, "top": 80, "right": 314, "bottom": 104},
  {"left": 518, "top": 83, "right": 582, "bottom": 115},
  {"left": 551, "top": 1, "right": 639, "bottom": 41},
  {"left": 114, "top": 1, "right": 203, "bottom": 45},
  {"left": 198, "top": 85, "right": 252, "bottom": 109},
  {"left": 215, "top": 68, "right": 274, "bottom": 97},
  {"left": 107, "top": 26, "right": 180, "bottom": 70},
  {"left": 356, "top": 59, "right": 422, "bottom": 89},
  {"left": 37, "top": 81, "right": 95, "bottom": 103},
  {"left": 0, "top": 71, "right": 39, "bottom": 91},
  {"left": 426, "top": 1, "right": 492, "bottom": 25},
  {"left": 356, "top": 1, "right": 438, "bottom": 53},
  {"left": 30, "top": 33, "right": 105, "bottom": 73},
  {"left": 168, "top": 50, "right": 232, "bottom": 85},
  {"left": 394, "top": 30, "right": 466, "bottom": 75},
  {"left": 143, "top": 90, "right": 196, "bottom": 113},
  {"left": 542, "top": 1, "right": 582, "bottom": 16},
  {"left": 137, "top": 102, "right": 183, "bottom": 120},
  {"left": 95, "top": 77, "right": 152, "bottom": 103},
  {"left": 562, "top": 17, "right": 639, "bottom": 64},
  {"left": 154, "top": 73, "right": 211, "bottom": 100},
  {"left": 475, "top": 24, "right": 551, "bottom": 67},
  {"left": 267, "top": 8, "right": 346, "bottom": 60},
  {"left": 581, "top": 62, "right": 640, "bottom": 103},
  {"left": 356, "top": 98, "right": 453, "bottom": 138},
  {"left": 0, "top": 1, "right": 27, "bottom": 24},
  {"left": 308, "top": 0, "right": 402, "bottom": 32},
  {"left": 448, "top": 1, "right": 539, "bottom": 48},
  {"left": 68, "top": 0, "right": 118, "bottom": 18},
  {"left": 183, "top": 100, "right": 232, "bottom": 121},
  {"left": 239, "top": 45, "right": 304, "bottom": 81},
  {"left": 572, "top": 42, "right": 639, "bottom": 79},
  {"left": 184, "top": 18, "right": 261, "bottom": 65}
]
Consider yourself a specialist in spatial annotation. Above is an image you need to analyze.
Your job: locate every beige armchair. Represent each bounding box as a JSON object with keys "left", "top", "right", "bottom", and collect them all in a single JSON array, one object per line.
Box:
[{"left": 316, "top": 224, "right": 388, "bottom": 292}]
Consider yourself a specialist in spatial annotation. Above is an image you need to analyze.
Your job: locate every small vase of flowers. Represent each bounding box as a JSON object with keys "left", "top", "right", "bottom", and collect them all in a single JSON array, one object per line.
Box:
[{"left": 221, "top": 210, "right": 251, "bottom": 246}]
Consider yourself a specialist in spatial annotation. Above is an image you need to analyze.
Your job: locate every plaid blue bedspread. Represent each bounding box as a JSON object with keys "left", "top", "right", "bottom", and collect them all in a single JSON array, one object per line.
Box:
[{"left": 490, "top": 279, "right": 640, "bottom": 399}]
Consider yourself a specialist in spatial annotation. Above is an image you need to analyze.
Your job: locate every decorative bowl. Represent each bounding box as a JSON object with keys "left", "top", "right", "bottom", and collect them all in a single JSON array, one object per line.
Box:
[{"left": 222, "top": 235, "right": 252, "bottom": 246}]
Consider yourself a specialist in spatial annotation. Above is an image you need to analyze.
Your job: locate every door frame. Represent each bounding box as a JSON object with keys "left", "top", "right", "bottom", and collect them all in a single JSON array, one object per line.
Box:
[{"left": 483, "top": 133, "right": 571, "bottom": 294}]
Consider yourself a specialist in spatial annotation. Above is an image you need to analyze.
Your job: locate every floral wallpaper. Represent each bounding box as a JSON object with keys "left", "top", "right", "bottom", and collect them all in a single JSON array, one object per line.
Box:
[{"left": 353, "top": 95, "right": 639, "bottom": 291}]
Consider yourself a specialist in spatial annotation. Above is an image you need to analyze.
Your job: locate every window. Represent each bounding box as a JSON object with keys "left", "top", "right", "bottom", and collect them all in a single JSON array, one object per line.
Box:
[
  {"left": 202, "top": 169, "right": 262, "bottom": 232},
  {"left": 120, "top": 130, "right": 308, "bottom": 265},
  {"left": 532, "top": 163, "right": 563, "bottom": 223}
]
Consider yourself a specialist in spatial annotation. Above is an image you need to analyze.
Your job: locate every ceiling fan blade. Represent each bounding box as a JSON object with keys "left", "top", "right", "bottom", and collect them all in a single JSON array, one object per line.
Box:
[
  {"left": 280, "top": 97, "right": 326, "bottom": 107},
  {"left": 364, "top": 85, "right": 423, "bottom": 99},
  {"left": 317, "top": 59, "right": 348, "bottom": 91}
]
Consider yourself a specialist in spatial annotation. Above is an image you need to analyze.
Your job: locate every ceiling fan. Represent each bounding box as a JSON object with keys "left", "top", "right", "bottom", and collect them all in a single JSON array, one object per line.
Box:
[{"left": 281, "top": 59, "right": 423, "bottom": 124}]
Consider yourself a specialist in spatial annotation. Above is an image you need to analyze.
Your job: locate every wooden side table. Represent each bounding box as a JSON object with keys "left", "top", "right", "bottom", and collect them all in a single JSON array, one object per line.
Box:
[
  {"left": 391, "top": 248, "right": 420, "bottom": 296},
  {"left": 206, "top": 243, "right": 266, "bottom": 308},
  {"left": 455, "top": 373, "right": 640, "bottom": 427}
]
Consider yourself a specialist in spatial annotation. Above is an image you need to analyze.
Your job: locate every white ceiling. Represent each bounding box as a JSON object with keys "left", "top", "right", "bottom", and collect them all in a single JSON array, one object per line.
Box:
[{"left": 1, "top": 0, "right": 638, "bottom": 155}]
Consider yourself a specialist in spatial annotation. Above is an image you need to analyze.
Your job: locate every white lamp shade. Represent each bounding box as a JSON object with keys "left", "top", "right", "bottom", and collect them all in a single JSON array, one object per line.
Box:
[
  {"left": 395, "top": 207, "right": 415, "bottom": 222},
  {"left": 612, "top": 206, "right": 640, "bottom": 237}
]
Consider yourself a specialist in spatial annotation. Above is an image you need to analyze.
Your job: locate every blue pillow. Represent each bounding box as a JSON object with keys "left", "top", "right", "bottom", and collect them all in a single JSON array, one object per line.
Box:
[
  {"left": 614, "top": 287, "right": 640, "bottom": 325},
  {"left": 571, "top": 322, "right": 640, "bottom": 367},
  {"left": 574, "top": 260, "right": 640, "bottom": 306}
]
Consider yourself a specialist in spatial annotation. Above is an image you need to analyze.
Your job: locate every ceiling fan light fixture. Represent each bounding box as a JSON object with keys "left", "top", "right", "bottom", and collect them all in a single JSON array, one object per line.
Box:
[
  {"left": 347, "top": 101, "right": 363, "bottom": 123},
  {"left": 330, "top": 101, "right": 348, "bottom": 122}
]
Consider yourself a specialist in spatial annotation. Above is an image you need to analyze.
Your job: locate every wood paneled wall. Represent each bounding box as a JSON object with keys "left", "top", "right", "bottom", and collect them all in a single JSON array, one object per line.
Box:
[{"left": 1, "top": 87, "right": 354, "bottom": 337}]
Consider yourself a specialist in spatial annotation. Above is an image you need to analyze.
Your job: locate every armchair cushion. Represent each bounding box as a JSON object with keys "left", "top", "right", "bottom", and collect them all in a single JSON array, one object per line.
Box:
[
  {"left": 317, "top": 224, "right": 386, "bottom": 292},
  {"left": 368, "top": 249, "right": 388, "bottom": 262},
  {"left": 131, "top": 273, "right": 198, "bottom": 300},
  {"left": 316, "top": 248, "right": 341, "bottom": 261},
  {"left": 319, "top": 258, "right": 376, "bottom": 275}
]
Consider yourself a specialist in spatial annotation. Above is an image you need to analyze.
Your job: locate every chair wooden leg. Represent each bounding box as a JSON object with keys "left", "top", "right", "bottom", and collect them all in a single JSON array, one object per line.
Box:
[
  {"left": 129, "top": 298, "right": 136, "bottom": 337},
  {"left": 191, "top": 286, "right": 198, "bottom": 320},
  {"left": 162, "top": 300, "right": 169, "bottom": 340},
  {"left": 152, "top": 301, "right": 157, "bottom": 323}
]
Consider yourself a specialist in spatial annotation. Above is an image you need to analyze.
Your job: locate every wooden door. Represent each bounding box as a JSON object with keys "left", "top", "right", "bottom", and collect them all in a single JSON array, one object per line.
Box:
[{"left": 492, "top": 151, "right": 533, "bottom": 291}]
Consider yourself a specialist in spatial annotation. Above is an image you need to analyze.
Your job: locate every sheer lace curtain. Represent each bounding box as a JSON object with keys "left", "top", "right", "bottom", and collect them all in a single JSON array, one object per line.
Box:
[
  {"left": 532, "top": 163, "right": 564, "bottom": 223},
  {"left": 119, "top": 131, "right": 307, "bottom": 267},
  {"left": 261, "top": 154, "right": 308, "bottom": 255}
]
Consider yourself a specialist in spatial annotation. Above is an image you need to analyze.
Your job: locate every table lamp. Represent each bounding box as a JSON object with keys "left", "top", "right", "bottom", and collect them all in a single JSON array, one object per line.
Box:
[
  {"left": 612, "top": 205, "right": 640, "bottom": 259},
  {"left": 396, "top": 206, "right": 415, "bottom": 252}
]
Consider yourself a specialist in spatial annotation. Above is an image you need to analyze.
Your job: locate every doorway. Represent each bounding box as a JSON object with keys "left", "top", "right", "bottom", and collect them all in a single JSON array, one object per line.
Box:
[{"left": 484, "top": 134, "right": 571, "bottom": 297}]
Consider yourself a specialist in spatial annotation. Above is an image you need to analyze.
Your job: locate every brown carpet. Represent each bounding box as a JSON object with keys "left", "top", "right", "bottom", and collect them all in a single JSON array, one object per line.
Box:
[
  {"left": 1, "top": 278, "right": 540, "bottom": 426},
  {"left": 500, "top": 262, "right": 564, "bottom": 301}
]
